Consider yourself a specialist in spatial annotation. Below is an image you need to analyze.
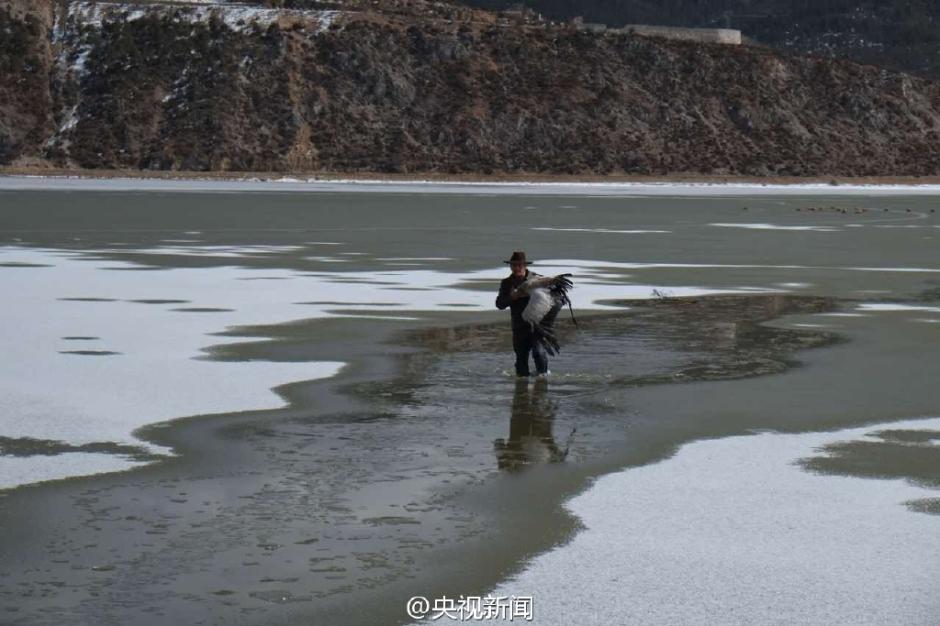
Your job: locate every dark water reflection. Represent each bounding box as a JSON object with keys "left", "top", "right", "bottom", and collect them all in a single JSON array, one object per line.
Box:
[{"left": 495, "top": 379, "right": 571, "bottom": 472}]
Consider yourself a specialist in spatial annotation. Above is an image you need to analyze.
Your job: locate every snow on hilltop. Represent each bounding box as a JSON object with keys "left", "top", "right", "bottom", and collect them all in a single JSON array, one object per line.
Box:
[{"left": 64, "top": 1, "right": 341, "bottom": 33}]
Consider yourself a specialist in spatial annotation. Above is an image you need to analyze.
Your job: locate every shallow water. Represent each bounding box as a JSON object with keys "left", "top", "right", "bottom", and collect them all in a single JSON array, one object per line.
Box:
[{"left": 0, "top": 181, "right": 938, "bottom": 625}]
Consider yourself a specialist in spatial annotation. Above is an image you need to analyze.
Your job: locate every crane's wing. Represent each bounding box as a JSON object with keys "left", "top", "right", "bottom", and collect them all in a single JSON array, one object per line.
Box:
[{"left": 518, "top": 274, "right": 573, "bottom": 295}]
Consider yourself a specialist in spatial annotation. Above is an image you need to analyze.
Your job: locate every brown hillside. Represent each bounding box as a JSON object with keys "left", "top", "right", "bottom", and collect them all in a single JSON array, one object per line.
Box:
[{"left": 2, "top": 0, "right": 940, "bottom": 176}]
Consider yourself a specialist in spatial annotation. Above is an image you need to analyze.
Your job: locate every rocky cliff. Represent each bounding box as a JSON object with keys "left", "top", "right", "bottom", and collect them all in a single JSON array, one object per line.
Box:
[
  {"left": 3, "top": 0, "right": 940, "bottom": 176},
  {"left": 0, "top": 0, "right": 56, "bottom": 165}
]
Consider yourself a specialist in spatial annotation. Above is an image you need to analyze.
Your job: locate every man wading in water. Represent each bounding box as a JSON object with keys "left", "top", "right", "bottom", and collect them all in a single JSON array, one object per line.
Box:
[{"left": 496, "top": 251, "right": 561, "bottom": 377}]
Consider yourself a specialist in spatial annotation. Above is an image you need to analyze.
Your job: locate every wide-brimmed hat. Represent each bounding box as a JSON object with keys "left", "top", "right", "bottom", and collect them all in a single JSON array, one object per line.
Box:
[{"left": 503, "top": 251, "right": 533, "bottom": 265}]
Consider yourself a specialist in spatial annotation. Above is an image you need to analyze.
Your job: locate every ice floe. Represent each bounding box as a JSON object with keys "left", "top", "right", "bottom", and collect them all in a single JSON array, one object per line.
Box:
[
  {"left": 490, "top": 417, "right": 940, "bottom": 624},
  {"left": 857, "top": 303, "right": 940, "bottom": 313},
  {"left": 710, "top": 222, "right": 841, "bottom": 232},
  {"left": 532, "top": 228, "right": 672, "bottom": 234}
]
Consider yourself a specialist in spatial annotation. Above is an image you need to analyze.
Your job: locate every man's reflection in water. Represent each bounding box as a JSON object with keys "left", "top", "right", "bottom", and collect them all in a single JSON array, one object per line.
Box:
[{"left": 494, "top": 378, "right": 570, "bottom": 472}]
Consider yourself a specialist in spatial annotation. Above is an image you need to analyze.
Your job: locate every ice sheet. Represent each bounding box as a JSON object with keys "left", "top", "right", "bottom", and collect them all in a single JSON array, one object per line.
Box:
[
  {"left": 490, "top": 418, "right": 940, "bottom": 625},
  {"left": 7, "top": 176, "right": 940, "bottom": 196}
]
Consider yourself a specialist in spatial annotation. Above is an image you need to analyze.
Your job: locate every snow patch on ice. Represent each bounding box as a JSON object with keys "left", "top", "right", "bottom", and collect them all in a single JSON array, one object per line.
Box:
[
  {"left": 8, "top": 176, "right": 940, "bottom": 197},
  {"left": 532, "top": 227, "right": 671, "bottom": 234},
  {"left": 710, "top": 222, "right": 841, "bottom": 232},
  {"left": 857, "top": 303, "right": 940, "bottom": 313},
  {"left": 0, "top": 453, "right": 151, "bottom": 492},
  {"left": 488, "top": 417, "right": 940, "bottom": 625}
]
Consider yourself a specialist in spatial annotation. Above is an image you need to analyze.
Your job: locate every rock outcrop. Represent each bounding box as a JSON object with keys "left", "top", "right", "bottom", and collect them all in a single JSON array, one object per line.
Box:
[
  {"left": 3, "top": 0, "right": 940, "bottom": 176},
  {"left": 0, "top": 0, "right": 56, "bottom": 165}
]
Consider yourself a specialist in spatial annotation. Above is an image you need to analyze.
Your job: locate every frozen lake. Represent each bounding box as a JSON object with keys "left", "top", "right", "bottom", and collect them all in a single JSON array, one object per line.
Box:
[{"left": 0, "top": 177, "right": 938, "bottom": 625}]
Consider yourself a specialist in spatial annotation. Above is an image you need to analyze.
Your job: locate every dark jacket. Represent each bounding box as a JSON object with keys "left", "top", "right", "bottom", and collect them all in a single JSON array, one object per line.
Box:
[{"left": 496, "top": 270, "right": 540, "bottom": 331}]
